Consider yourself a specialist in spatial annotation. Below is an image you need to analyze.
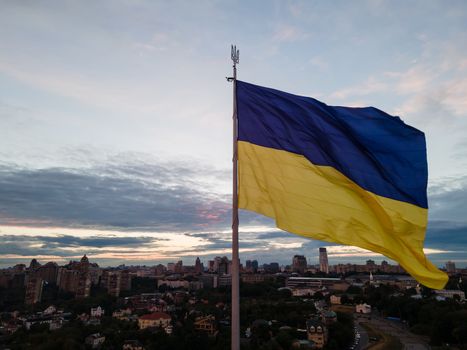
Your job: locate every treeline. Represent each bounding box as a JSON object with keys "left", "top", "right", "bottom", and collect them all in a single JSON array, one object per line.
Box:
[{"left": 342, "top": 281, "right": 467, "bottom": 347}]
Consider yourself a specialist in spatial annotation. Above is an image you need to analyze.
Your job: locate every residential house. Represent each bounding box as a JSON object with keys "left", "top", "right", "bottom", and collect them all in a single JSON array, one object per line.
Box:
[
  {"left": 138, "top": 312, "right": 171, "bottom": 331},
  {"left": 85, "top": 333, "right": 106, "bottom": 349},
  {"left": 123, "top": 340, "right": 144, "bottom": 350},
  {"left": 194, "top": 315, "right": 217, "bottom": 335},
  {"left": 306, "top": 319, "right": 328, "bottom": 349}
]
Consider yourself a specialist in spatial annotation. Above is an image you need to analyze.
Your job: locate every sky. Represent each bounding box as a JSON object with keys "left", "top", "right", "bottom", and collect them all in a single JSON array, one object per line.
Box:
[{"left": 1, "top": 0, "right": 467, "bottom": 269}]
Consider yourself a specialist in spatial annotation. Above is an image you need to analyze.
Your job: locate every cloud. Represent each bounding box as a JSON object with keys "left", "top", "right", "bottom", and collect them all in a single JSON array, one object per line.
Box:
[
  {"left": 327, "top": 40, "right": 467, "bottom": 122},
  {"left": 133, "top": 32, "right": 178, "bottom": 53},
  {"left": 0, "top": 60, "right": 162, "bottom": 114},
  {"left": 256, "top": 231, "right": 298, "bottom": 240},
  {"left": 1, "top": 155, "right": 466, "bottom": 267},
  {"left": 308, "top": 56, "right": 329, "bottom": 70},
  {"left": 272, "top": 24, "right": 310, "bottom": 43},
  {"left": 0, "top": 157, "right": 230, "bottom": 232},
  {"left": 329, "top": 77, "right": 389, "bottom": 101},
  {"left": 0, "top": 234, "right": 160, "bottom": 256},
  {"left": 428, "top": 174, "right": 467, "bottom": 223},
  {"left": 389, "top": 65, "right": 437, "bottom": 95}
]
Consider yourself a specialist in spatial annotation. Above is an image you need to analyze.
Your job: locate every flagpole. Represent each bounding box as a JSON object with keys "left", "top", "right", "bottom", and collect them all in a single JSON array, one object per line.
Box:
[{"left": 229, "top": 44, "right": 240, "bottom": 350}]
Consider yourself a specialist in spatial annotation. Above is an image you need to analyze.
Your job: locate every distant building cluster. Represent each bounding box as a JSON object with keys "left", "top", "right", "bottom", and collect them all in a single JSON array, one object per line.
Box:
[
  {"left": 0, "top": 246, "right": 465, "bottom": 349},
  {"left": 0, "top": 247, "right": 465, "bottom": 309},
  {"left": 0, "top": 254, "right": 131, "bottom": 306}
]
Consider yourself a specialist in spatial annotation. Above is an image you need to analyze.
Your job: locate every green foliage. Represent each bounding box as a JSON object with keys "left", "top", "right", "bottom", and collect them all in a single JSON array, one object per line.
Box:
[
  {"left": 325, "top": 312, "right": 354, "bottom": 350},
  {"left": 370, "top": 286, "right": 467, "bottom": 347},
  {"left": 340, "top": 294, "right": 350, "bottom": 304},
  {"left": 0, "top": 286, "right": 26, "bottom": 311},
  {"left": 128, "top": 277, "right": 157, "bottom": 295},
  {"left": 240, "top": 299, "right": 316, "bottom": 328},
  {"left": 274, "top": 329, "right": 295, "bottom": 349},
  {"left": 346, "top": 285, "right": 363, "bottom": 295}
]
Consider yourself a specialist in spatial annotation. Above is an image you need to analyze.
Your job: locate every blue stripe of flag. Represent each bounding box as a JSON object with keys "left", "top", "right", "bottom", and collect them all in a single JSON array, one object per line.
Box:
[{"left": 237, "top": 80, "right": 428, "bottom": 208}]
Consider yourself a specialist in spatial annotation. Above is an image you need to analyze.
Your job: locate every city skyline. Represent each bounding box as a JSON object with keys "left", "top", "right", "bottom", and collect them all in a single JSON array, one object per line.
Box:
[
  {"left": 0, "top": 249, "right": 459, "bottom": 273},
  {"left": 1, "top": 1, "right": 467, "bottom": 268}
]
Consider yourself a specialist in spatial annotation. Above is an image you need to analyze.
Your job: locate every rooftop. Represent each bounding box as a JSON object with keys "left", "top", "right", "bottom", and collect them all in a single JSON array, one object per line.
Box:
[{"left": 139, "top": 312, "right": 171, "bottom": 320}]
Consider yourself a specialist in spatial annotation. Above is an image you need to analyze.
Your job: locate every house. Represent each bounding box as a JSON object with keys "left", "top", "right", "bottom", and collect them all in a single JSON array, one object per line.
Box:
[
  {"left": 322, "top": 311, "right": 337, "bottom": 325},
  {"left": 123, "top": 340, "right": 144, "bottom": 350},
  {"left": 306, "top": 319, "right": 327, "bottom": 349},
  {"left": 85, "top": 333, "right": 106, "bottom": 349},
  {"left": 292, "top": 288, "right": 316, "bottom": 297},
  {"left": 24, "top": 313, "right": 69, "bottom": 331},
  {"left": 330, "top": 295, "right": 341, "bottom": 305},
  {"left": 138, "top": 312, "right": 171, "bottom": 330},
  {"left": 43, "top": 305, "right": 57, "bottom": 315},
  {"left": 112, "top": 308, "right": 132, "bottom": 320},
  {"left": 90, "top": 306, "right": 105, "bottom": 317},
  {"left": 194, "top": 315, "right": 217, "bottom": 335},
  {"left": 355, "top": 303, "right": 372, "bottom": 314}
]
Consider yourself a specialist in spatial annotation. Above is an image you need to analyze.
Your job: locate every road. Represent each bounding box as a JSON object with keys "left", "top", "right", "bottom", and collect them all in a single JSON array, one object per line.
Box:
[
  {"left": 362, "top": 314, "right": 430, "bottom": 350},
  {"left": 354, "top": 320, "right": 369, "bottom": 350}
]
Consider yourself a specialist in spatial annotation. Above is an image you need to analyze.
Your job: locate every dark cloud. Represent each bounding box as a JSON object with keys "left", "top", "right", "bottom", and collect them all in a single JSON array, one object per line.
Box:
[
  {"left": 428, "top": 175, "right": 467, "bottom": 223},
  {"left": 184, "top": 232, "right": 268, "bottom": 251},
  {"left": 256, "top": 231, "right": 301, "bottom": 240},
  {"left": 425, "top": 221, "right": 467, "bottom": 250},
  {"left": 39, "top": 234, "right": 164, "bottom": 248},
  {"left": 0, "top": 234, "right": 162, "bottom": 257},
  {"left": 0, "top": 160, "right": 466, "bottom": 268},
  {"left": 0, "top": 161, "right": 229, "bottom": 231}
]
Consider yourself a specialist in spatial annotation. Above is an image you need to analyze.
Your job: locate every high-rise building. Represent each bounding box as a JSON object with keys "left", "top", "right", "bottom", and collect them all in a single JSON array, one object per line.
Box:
[
  {"left": 366, "top": 259, "right": 377, "bottom": 272},
  {"left": 213, "top": 257, "right": 222, "bottom": 272},
  {"left": 25, "top": 273, "right": 43, "bottom": 305},
  {"left": 57, "top": 268, "right": 79, "bottom": 292},
  {"left": 319, "top": 248, "right": 329, "bottom": 274},
  {"left": 446, "top": 261, "right": 456, "bottom": 274},
  {"left": 76, "top": 255, "right": 91, "bottom": 298},
  {"left": 174, "top": 260, "right": 183, "bottom": 274},
  {"left": 29, "top": 259, "right": 41, "bottom": 271},
  {"left": 76, "top": 272, "right": 91, "bottom": 298},
  {"left": 101, "top": 270, "right": 132, "bottom": 297},
  {"left": 57, "top": 255, "right": 92, "bottom": 298},
  {"left": 292, "top": 255, "right": 307, "bottom": 274},
  {"left": 195, "top": 257, "right": 203, "bottom": 274},
  {"left": 38, "top": 262, "right": 59, "bottom": 284},
  {"left": 13, "top": 264, "right": 26, "bottom": 273},
  {"left": 155, "top": 264, "right": 167, "bottom": 276},
  {"left": 263, "top": 262, "right": 280, "bottom": 273},
  {"left": 251, "top": 260, "right": 259, "bottom": 272},
  {"left": 208, "top": 260, "right": 215, "bottom": 272},
  {"left": 120, "top": 270, "right": 132, "bottom": 292},
  {"left": 381, "top": 260, "right": 389, "bottom": 272},
  {"left": 105, "top": 271, "right": 121, "bottom": 297},
  {"left": 218, "top": 256, "right": 229, "bottom": 275},
  {"left": 90, "top": 266, "right": 102, "bottom": 285}
]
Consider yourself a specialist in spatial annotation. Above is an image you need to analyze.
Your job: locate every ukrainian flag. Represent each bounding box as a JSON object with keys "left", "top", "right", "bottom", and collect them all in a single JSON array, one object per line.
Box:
[{"left": 237, "top": 81, "right": 447, "bottom": 289}]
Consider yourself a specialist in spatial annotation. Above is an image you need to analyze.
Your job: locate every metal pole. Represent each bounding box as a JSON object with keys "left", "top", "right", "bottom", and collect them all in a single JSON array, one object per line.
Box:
[{"left": 229, "top": 44, "right": 240, "bottom": 350}]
